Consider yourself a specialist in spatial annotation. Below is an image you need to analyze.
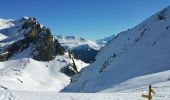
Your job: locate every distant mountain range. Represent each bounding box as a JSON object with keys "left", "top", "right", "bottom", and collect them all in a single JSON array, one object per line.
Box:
[
  {"left": 54, "top": 34, "right": 115, "bottom": 63},
  {"left": 55, "top": 35, "right": 114, "bottom": 63},
  {"left": 95, "top": 34, "right": 115, "bottom": 46}
]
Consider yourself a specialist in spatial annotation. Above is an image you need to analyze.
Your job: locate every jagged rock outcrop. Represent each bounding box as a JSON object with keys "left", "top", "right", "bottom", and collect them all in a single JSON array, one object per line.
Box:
[{"left": 0, "top": 17, "right": 64, "bottom": 61}]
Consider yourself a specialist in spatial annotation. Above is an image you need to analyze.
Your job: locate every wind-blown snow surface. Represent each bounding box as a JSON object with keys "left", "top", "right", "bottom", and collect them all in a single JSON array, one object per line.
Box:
[
  {"left": 0, "top": 57, "right": 69, "bottom": 91},
  {"left": 0, "top": 55, "right": 87, "bottom": 92},
  {"left": 63, "top": 6, "right": 170, "bottom": 92},
  {"left": 0, "top": 79, "right": 170, "bottom": 100}
]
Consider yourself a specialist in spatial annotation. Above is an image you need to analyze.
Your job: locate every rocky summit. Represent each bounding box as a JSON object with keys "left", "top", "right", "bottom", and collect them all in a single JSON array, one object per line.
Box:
[{"left": 0, "top": 17, "right": 64, "bottom": 61}]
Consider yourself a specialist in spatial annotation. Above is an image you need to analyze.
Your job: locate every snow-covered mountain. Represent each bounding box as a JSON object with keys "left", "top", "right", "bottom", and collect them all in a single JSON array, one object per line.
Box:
[
  {"left": 55, "top": 35, "right": 101, "bottom": 50},
  {"left": 0, "top": 17, "right": 88, "bottom": 92},
  {"left": 55, "top": 35, "right": 102, "bottom": 63},
  {"left": 0, "top": 17, "right": 65, "bottom": 61},
  {"left": 95, "top": 34, "right": 115, "bottom": 47},
  {"left": 55, "top": 35, "right": 115, "bottom": 63},
  {"left": 0, "top": 18, "right": 14, "bottom": 30},
  {"left": 63, "top": 6, "right": 170, "bottom": 92}
]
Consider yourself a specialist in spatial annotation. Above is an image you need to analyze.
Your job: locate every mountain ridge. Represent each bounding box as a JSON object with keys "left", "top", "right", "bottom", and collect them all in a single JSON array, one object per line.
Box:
[
  {"left": 0, "top": 17, "right": 88, "bottom": 92},
  {"left": 55, "top": 35, "right": 113, "bottom": 63},
  {"left": 63, "top": 6, "right": 170, "bottom": 93}
]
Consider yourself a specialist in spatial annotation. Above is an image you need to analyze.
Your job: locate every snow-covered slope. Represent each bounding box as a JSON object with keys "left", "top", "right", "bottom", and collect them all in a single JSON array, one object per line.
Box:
[
  {"left": 0, "top": 17, "right": 30, "bottom": 45},
  {"left": 55, "top": 35, "right": 101, "bottom": 63},
  {"left": 0, "top": 17, "right": 88, "bottom": 92},
  {"left": 0, "top": 79, "right": 170, "bottom": 100},
  {"left": 0, "top": 55, "right": 87, "bottom": 92},
  {"left": 63, "top": 6, "right": 170, "bottom": 92},
  {"left": 0, "top": 18, "right": 14, "bottom": 30},
  {"left": 0, "top": 57, "right": 70, "bottom": 91}
]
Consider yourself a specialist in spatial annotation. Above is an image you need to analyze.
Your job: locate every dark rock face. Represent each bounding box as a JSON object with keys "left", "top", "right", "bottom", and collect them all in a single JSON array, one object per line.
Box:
[
  {"left": 0, "top": 53, "right": 9, "bottom": 61},
  {"left": 61, "top": 65, "right": 77, "bottom": 76},
  {"left": 0, "top": 17, "right": 65, "bottom": 61},
  {"left": 31, "top": 28, "right": 65, "bottom": 61},
  {"left": 71, "top": 45, "right": 98, "bottom": 63}
]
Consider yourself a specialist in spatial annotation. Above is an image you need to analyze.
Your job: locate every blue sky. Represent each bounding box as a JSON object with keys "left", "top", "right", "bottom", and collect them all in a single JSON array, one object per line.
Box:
[{"left": 0, "top": 0, "right": 170, "bottom": 40}]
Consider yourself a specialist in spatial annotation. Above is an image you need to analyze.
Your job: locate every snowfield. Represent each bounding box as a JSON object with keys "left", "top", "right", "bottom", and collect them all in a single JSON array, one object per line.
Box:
[
  {"left": 0, "top": 56, "right": 87, "bottom": 92},
  {"left": 0, "top": 57, "right": 69, "bottom": 91},
  {"left": 0, "top": 80, "right": 170, "bottom": 100}
]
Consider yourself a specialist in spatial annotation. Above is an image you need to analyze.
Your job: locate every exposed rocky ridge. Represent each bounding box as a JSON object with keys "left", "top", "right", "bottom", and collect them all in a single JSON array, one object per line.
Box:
[{"left": 0, "top": 17, "right": 64, "bottom": 61}]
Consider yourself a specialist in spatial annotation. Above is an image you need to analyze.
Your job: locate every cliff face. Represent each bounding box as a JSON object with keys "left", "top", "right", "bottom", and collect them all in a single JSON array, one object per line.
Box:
[{"left": 0, "top": 17, "right": 64, "bottom": 61}]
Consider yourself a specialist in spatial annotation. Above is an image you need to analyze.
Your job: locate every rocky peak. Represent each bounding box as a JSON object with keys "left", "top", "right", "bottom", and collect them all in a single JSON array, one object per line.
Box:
[{"left": 0, "top": 17, "right": 65, "bottom": 61}]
